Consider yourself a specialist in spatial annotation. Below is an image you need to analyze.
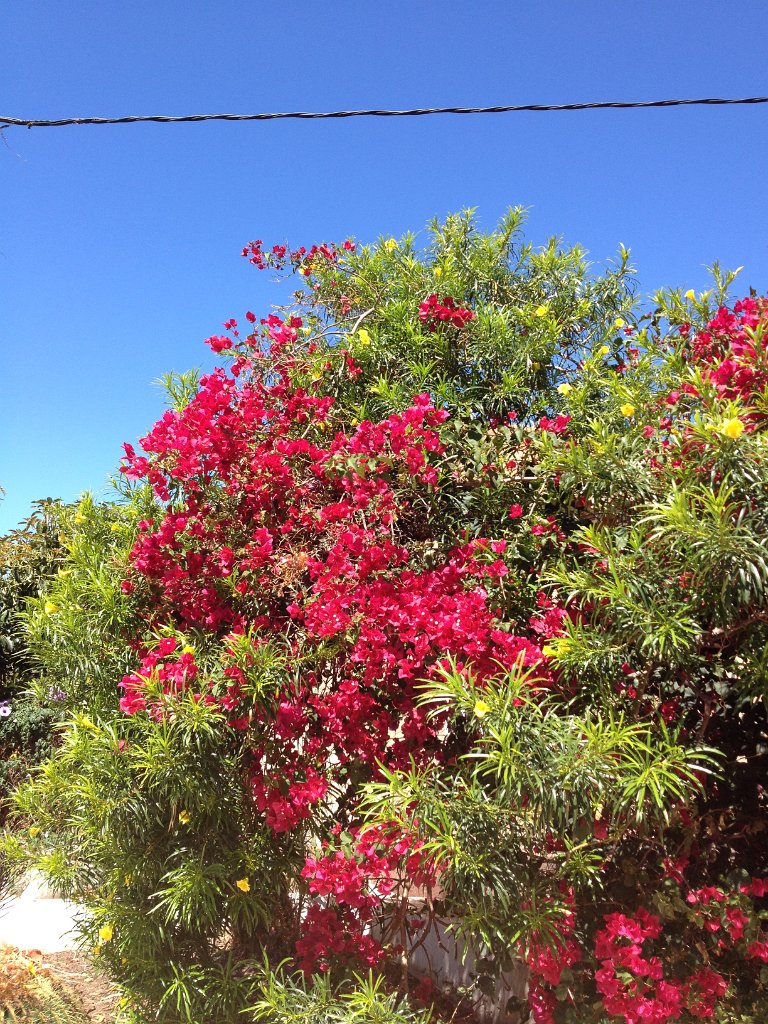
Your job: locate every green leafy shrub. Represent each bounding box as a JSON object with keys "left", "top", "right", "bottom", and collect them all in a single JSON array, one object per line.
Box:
[
  {"left": 0, "top": 500, "right": 67, "bottom": 692},
  {"left": 248, "top": 966, "right": 436, "bottom": 1023},
  {"left": 0, "top": 698, "right": 57, "bottom": 802},
  {"left": 0, "top": 501, "right": 69, "bottom": 821},
  {"left": 7, "top": 211, "right": 768, "bottom": 1023}
]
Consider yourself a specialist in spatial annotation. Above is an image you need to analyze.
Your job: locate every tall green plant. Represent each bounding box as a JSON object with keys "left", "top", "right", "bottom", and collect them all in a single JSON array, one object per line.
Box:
[{"left": 7, "top": 212, "right": 768, "bottom": 1023}]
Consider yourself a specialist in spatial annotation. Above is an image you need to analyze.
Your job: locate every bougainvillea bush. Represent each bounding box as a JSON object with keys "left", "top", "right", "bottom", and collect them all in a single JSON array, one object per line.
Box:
[{"left": 7, "top": 210, "right": 768, "bottom": 1023}]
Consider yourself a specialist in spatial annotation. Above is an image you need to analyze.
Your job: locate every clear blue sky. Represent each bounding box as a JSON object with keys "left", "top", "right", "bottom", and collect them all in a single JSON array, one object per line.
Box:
[{"left": 2, "top": 1, "right": 768, "bottom": 531}]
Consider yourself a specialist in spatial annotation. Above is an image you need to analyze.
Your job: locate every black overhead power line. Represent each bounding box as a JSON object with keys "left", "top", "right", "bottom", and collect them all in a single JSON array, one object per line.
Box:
[{"left": 1, "top": 96, "right": 768, "bottom": 129}]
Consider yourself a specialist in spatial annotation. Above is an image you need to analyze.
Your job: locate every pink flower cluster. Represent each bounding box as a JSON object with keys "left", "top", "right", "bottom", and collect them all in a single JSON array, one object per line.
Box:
[
  {"left": 418, "top": 293, "right": 476, "bottom": 331},
  {"left": 525, "top": 865, "right": 768, "bottom": 1024},
  {"left": 116, "top": 304, "right": 552, "bottom": 986},
  {"left": 297, "top": 825, "right": 436, "bottom": 973},
  {"left": 113, "top": 250, "right": 768, "bottom": 1011},
  {"left": 690, "top": 297, "right": 768, "bottom": 425},
  {"left": 241, "top": 238, "right": 353, "bottom": 274}
]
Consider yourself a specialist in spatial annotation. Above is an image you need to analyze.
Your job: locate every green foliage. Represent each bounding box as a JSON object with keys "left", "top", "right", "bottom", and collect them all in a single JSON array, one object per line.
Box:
[
  {"left": 361, "top": 660, "right": 718, "bottom": 957},
  {"left": 0, "top": 697, "right": 57, "bottom": 801},
  {"left": 7, "top": 211, "right": 768, "bottom": 1022},
  {"left": 23, "top": 492, "right": 149, "bottom": 714},
  {"left": 0, "top": 500, "right": 67, "bottom": 691},
  {"left": 7, "top": 691, "right": 305, "bottom": 1023},
  {"left": 0, "top": 501, "right": 72, "bottom": 821},
  {"left": 299, "top": 208, "right": 637, "bottom": 427},
  {"left": 247, "top": 966, "right": 435, "bottom": 1024}
]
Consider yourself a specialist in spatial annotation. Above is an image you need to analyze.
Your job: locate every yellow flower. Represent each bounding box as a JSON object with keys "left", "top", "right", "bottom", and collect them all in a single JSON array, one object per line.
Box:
[
  {"left": 27, "top": 960, "right": 37, "bottom": 976},
  {"left": 29, "top": 826, "right": 40, "bottom": 837},
  {"left": 92, "top": 943, "right": 102, "bottom": 956},
  {"left": 614, "top": 318, "right": 625, "bottom": 330},
  {"left": 684, "top": 289, "right": 696, "bottom": 301},
  {"left": 236, "top": 877, "right": 251, "bottom": 893},
  {"left": 720, "top": 417, "right": 744, "bottom": 440},
  {"left": 384, "top": 238, "right": 398, "bottom": 252},
  {"left": 99, "top": 923, "right": 113, "bottom": 943},
  {"left": 357, "top": 328, "right": 371, "bottom": 347},
  {"left": 73, "top": 513, "right": 85, "bottom": 524},
  {"left": 534, "top": 304, "right": 549, "bottom": 317},
  {"left": 434, "top": 267, "right": 443, "bottom": 278},
  {"left": 599, "top": 345, "right": 610, "bottom": 357},
  {"left": 178, "top": 810, "right": 191, "bottom": 825},
  {"left": 301, "top": 326, "right": 312, "bottom": 335},
  {"left": 44, "top": 602, "right": 59, "bottom": 615},
  {"left": 124, "top": 873, "right": 133, "bottom": 886},
  {"left": 620, "top": 403, "right": 636, "bottom": 418},
  {"left": 473, "top": 700, "right": 491, "bottom": 718},
  {"left": 110, "top": 523, "right": 121, "bottom": 532},
  {"left": 532, "top": 361, "right": 540, "bottom": 371},
  {"left": 557, "top": 383, "right": 573, "bottom": 396}
]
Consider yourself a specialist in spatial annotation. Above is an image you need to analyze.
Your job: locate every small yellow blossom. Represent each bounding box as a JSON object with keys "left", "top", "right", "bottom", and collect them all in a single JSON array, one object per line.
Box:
[
  {"left": 99, "top": 923, "right": 113, "bottom": 943},
  {"left": 473, "top": 700, "right": 491, "bottom": 718},
  {"left": 110, "top": 523, "right": 121, "bottom": 532},
  {"left": 73, "top": 513, "right": 85, "bottom": 524},
  {"left": 236, "top": 877, "right": 251, "bottom": 893},
  {"left": 684, "top": 289, "right": 696, "bottom": 301},
  {"left": 599, "top": 345, "right": 610, "bottom": 357},
  {"left": 301, "top": 326, "right": 312, "bottom": 335},
  {"left": 720, "top": 417, "right": 744, "bottom": 440},
  {"left": 357, "top": 328, "right": 371, "bottom": 347},
  {"left": 434, "top": 267, "right": 443, "bottom": 278},
  {"left": 178, "top": 810, "right": 191, "bottom": 825},
  {"left": 620, "top": 403, "right": 636, "bottom": 418},
  {"left": 27, "top": 960, "right": 37, "bottom": 976},
  {"left": 532, "top": 361, "right": 541, "bottom": 371},
  {"left": 29, "top": 826, "right": 40, "bottom": 837},
  {"left": 92, "top": 943, "right": 102, "bottom": 955},
  {"left": 384, "top": 238, "right": 398, "bottom": 252},
  {"left": 44, "top": 602, "right": 59, "bottom": 615},
  {"left": 534, "top": 304, "right": 549, "bottom": 317},
  {"left": 614, "top": 318, "right": 625, "bottom": 330},
  {"left": 557, "top": 383, "right": 573, "bottom": 396},
  {"left": 124, "top": 873, "right": 133, "bottom": 886},
  {"left": 542, "top": 639, "right": 569, "bottom": 658}
]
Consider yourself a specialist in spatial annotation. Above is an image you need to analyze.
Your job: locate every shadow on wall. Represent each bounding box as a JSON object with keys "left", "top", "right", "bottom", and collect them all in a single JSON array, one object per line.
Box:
[{"left": 378, "top": 905, "right": 528, "bottom": 1023}]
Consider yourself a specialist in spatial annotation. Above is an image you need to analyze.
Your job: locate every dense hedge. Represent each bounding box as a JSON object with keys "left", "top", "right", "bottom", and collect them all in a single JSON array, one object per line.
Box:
[{"left": 7, "top": 211, "right": 768, "bottom": 1023}]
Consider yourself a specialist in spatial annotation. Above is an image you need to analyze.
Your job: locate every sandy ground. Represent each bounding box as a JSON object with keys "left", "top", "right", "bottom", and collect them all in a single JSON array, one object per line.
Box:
[{"left": 44, "top": 950, "right": 121, "bottom": 1022}]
